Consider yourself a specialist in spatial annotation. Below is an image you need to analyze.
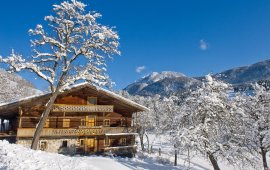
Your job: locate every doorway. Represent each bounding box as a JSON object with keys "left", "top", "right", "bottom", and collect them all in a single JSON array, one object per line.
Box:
[{"left": 86, "top": 138, "right": 96, "bottom": 153}]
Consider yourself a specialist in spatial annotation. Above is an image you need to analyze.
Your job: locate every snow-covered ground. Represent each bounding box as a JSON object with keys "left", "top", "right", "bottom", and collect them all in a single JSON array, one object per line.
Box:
[
  {"left": 0, "top": 137, "right": 267, "bottom": 170},
  {"left": 139, "top": 133, "right": 267, "bottom": 170},
  {"left": 0, "top": 140, "right": 180, "bottom": 170}
]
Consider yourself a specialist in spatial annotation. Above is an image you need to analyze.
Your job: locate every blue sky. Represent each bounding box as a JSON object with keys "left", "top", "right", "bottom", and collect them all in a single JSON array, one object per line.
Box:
[{"left": 1, "top": 0, "right": 270, "bottom": 90}]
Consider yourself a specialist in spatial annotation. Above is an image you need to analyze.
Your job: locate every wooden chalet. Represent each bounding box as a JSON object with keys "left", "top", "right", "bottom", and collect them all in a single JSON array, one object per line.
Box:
[{"left": 0, "top": 83, "right": 148, "bottom": 157}]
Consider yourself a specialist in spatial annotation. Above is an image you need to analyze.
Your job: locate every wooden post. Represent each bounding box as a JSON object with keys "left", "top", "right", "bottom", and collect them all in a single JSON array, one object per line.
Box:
[
  {"left": 94, "top": 137, "right": 98, "bottom": 152},
  {"left": 84, "top": 137, "right": 87, "bottom": 155},
  {"left": 1, "top": 118, "right": 5, "bottom": 132},
  {"left": 103, "top": 112, "right": 105, "bottom": 126},
  {"left": 135, "top": 112, "right": 138, "bottom": 126},
  {"left": 18, "top": 107, "right": 23, "bottom": 128}
]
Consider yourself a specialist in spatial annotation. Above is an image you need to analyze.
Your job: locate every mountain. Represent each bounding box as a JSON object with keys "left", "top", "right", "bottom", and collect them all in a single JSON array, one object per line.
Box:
[
  {"left": 124, "top": 60, "right": 270, "bottom": 97},
  {"left": 124, "top": 71, "right": 201, "bottom": 97},
  {"left": 214, "top": 60, "right": 270, "bottom": 84},
  {"left": 0, "top": 69, "right": 42, "bottom": 104}
]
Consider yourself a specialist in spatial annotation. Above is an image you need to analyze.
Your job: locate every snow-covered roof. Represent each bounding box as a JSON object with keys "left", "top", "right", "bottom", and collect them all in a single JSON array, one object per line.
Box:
[
  {"left": 0, "top": 93, "right": 48, "bottom": 107},
  {"left": 0, "top": 82, "right": 149, "bottom": 117},
  {"left": 65, "top": 82, "right": 149, "bottom": 112}
]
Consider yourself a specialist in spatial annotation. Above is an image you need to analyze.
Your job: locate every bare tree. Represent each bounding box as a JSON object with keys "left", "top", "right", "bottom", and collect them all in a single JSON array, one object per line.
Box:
[{"left": 0, "top": 0, "right": 120, "bottom": 149}]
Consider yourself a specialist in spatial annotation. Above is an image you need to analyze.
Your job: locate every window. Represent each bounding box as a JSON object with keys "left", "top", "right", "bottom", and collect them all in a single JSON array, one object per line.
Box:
[
  {"left": 104, "top": 137, "right": 110, "bottom": 146},
  {"left": 87, "top": 97, "right": 97, "bottom": 105},
  {"left": 80, "top": 139, "right": 84, "bottom": 146},
  {"left": 62, "top": 140, "right": 68, "bottom": 148},
  {"left": 63, "top": 119, "right": 70, "bottom": 128},
  {"left": 44, "top": 119, "right": 50, "bottom": 128},
  {"left": 81, "top": 119, "right": 86, "bottom": 126},
  {"left": 39, "top": 141, "right": 48, "bottom": 151},
  {"left": 120, "top": 138, "right": 126, "bottom": 145},
  {"left": 88, "top": 118, "right": 95, "bottom": 127},
  {"left": 103, "top": 119, "right": 110, "bottom": 127}
]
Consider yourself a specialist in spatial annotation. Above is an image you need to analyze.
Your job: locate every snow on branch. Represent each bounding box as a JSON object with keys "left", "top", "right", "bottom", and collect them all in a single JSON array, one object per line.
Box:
[
  {"left": 0, "top": 50, "right": 54, "bottom": 85},
  {"left": 0, "top": 0, "right": 120, "bottom": 92}
]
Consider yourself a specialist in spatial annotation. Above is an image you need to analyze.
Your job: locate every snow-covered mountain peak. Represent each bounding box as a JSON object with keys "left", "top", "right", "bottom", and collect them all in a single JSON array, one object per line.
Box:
[
  {"left": 125, "top": 71, "right": 199, "bottom": 97},
  {"left": 125, "top": 59, "right": 270, "bottom": 97},
  {"left": 140, "top": 71, "right": 186, "bottom": 84}
]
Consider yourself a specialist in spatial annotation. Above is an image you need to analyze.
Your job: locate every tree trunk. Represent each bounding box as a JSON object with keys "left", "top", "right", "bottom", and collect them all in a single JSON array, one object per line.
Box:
[
  {"left": 31, "top": 92, "right": 59, "bottom": 150},
  {"left": 31, "top": 70, "right": 68, "bottom": 150},
  {"left": 174, "top": 149, "right": 177, "bottom": 166},
  {"left": 145, "top": 133, "right": 150, "bottom": 153},
  {"left": 139, "top": 134, "right": 145, "bottom": 151},
  {"left": 260, "top": 146, "right": 268, "bottom": 170},
  {"left": 187, "top": 148, "right": 190, "bottom": 168},
  {"left": 208, "top": 153, "right": 220, "bottom": 170}
]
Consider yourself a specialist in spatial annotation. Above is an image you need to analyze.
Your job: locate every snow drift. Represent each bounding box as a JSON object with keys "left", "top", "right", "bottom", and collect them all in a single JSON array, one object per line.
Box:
[{"left": 0, "top": 140, "right": 131, "bottom": 170}]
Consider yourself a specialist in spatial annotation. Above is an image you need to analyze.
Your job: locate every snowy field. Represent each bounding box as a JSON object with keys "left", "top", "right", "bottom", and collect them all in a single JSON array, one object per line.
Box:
[
  {"left": 138, "top": 134, "right": 266, "bottom": 170},
  {"left": 0, "top": 140, "right": 181, "bottom": 170},
  {"left": 0, "top": 136, "right": 267, "bottom": 170}
]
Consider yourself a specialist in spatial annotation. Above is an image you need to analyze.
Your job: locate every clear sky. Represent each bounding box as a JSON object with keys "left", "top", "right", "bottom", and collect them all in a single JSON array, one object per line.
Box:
[{"left": 1, "top": 0, "right": 270, "bottom": 90}]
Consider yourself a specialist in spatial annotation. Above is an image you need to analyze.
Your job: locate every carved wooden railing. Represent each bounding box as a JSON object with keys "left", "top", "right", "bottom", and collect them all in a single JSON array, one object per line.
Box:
[
  {"left": 17, "top": 127, "right": 135, "bottom": 137},
  {"left": 52, "top": 104, "right": 114, "bottom": 113}
]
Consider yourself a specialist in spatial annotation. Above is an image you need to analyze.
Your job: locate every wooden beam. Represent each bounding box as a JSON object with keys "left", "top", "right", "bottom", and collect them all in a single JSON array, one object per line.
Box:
[{"left": 18, "top": 107, "right": 23, "bottom": 128}]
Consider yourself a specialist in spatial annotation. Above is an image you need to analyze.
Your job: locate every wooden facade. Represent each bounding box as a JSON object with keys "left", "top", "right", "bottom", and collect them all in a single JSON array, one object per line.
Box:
[{"left": 0, "top": 83, "right": 148, "bottom": 157}]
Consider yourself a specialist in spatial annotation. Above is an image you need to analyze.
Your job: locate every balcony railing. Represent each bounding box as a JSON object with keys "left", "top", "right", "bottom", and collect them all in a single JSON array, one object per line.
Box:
[
  {"left": 17, "top": 127, "right": 134, "bottom": 137},
  {"left": 104, "top": 145, "right": 137, "bottom": 151},
  {"left": 52, "top": 104, "right": 114, "bottom": 113}
]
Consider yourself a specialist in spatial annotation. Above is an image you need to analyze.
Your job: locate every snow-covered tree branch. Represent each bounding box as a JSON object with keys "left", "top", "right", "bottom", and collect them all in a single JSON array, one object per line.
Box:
[
  {"left": 171, "top": 75, "right": 256, "bottom": 170},
  {"left": 235, "top": 83, "right": 270, "bottom": 170}
]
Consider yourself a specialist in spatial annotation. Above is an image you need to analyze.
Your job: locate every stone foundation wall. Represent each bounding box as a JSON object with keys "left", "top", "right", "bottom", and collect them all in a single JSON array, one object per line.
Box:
[
  {"left": 16, "top": 137, "right": 137, "bottom": 157},
  {"left": 17, "top": 138, "right": 78, "bottom": 154}
]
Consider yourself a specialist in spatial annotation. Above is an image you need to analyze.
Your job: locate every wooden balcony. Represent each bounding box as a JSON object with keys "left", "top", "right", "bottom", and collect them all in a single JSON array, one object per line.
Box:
[
  {"left": 52, "top": 104, "right": 114, "bottom": 113},
  {"left": 104, "top": 145, "right": 137, "bottom": 151},
  {"left": 17, "top": 127, "right": 135, "bottom": 137}
]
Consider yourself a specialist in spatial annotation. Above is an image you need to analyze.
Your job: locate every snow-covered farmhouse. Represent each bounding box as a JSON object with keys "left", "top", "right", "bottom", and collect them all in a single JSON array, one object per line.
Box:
[{"left": 0, "top": 83, "right": 148, "bottom": 156}]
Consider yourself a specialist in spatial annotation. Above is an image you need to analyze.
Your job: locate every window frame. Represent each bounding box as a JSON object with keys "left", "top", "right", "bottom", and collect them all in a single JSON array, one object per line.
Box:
[
  {"left": 39, "top": 140, "right": 48, "bottom": 151},
  {"left": 87, "top": 117, "right": 95, "bottom": 127},
  {"left": 120, "top": 118, "right": 126, "bottom": 127},
  {"left": 44, "top": 119, "right": 50, "bottom": 128},
  {"left": 120, "top": 138, "right": 127, "bottom": 145},
  {"left": 81, "top": 119, "right": 86, "bottom": 126},
  {"left": 103, "top": 119, "right": 110, "bottom": 127},
  {"left": 63, "top": 118, "right": 70, "bottom": 128},
  {"left": 104, "top": 137, "right": 110, "bottom": 146}
]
